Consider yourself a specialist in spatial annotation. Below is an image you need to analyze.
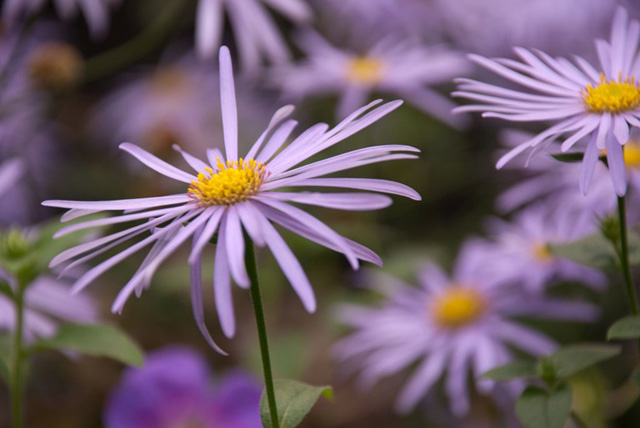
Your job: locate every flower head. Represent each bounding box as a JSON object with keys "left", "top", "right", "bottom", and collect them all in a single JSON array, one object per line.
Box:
[
  {"left": 274, "top": 31, "right": 470, "bottom": 126},
  {"left": 104, "top": 346, "right": 261, "bottom": 428},
  {"left": 2, "top": 0, "right": 121, "bottom": 38},
  {"left": 334, "top": 240, "right": 598, "bottom": 416},
  {"left": 453, "top": 7, "right": 640, "bottom": 196},
  {"left": 44, "top": 46, "right": 420, "bottom": 354},
  {"left": 196, "top": 0, "right": 312, "bottom": 68}
]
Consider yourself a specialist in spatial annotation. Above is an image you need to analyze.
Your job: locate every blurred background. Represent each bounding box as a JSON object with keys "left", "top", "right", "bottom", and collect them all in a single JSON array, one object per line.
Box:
[{"left": 1, "top": 0, "right": 640, "bottom": 427}]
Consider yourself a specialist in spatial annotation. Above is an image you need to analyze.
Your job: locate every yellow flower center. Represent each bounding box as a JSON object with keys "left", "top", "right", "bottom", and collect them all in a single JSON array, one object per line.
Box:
[
  {"left": 532, "top": 242, "right": 553, "bottom": 263},
  {"left": 346, "top": 56, "right": 384, "bottom": 85},
  {"left": 431, "top": 286, "right": 487, "bottom": 329},
  {"left": 583, "top": 73, "right": 640, "bottom": 114},
  {"left": 150, "top": 67, "right": 192, "bottom": 97},
  {"left": 188, "top": 158, "right": 266, "bottom": 206}
]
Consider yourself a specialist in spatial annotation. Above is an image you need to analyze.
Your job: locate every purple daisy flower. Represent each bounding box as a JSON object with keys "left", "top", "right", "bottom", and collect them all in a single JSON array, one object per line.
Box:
[
  {"left": 0, "top": 273, "right": 98, "bottom": 341},
  {"left": 43, "top": 46, "right": 420, "bottom": 353},
  {"left": 485, "top": 204, "right": 607, "bottom": 293},
  {"left": 2, "top": 0, "right": 121, "bottom": 38},
  {"left": 272, "top": 31, "right": 470, "bottom": 126},
  {"left": 104, "top": 346, "right": 261, "bottom": 428},
  {"left": 453, "top": 7, "right": 640, "bottom": 196},
  {"left": 334, "top": 240, "right": 598, "bottom": 416},
  {"left": 196, "top": 0, "right": 312, "bottom": 68}
]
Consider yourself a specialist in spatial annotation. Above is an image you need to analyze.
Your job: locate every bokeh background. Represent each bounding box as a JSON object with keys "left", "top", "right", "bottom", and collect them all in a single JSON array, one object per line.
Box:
[{"left": 2, "top": 0, "right": 640, "bottom": 427}]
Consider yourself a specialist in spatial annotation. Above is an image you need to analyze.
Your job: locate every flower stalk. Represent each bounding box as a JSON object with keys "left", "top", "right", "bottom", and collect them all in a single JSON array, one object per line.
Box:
[
  {"left": 245, "top": 233, "right": 279, "bottom": 427},
  {"left": 616, "top": 195, "right": 640, "bottom": 317},
  {"left": 11, "top": 279, "right": 26, "bottom": 428}
]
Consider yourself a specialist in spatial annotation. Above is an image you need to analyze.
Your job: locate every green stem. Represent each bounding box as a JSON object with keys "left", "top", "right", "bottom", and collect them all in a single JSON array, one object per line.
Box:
[
  {"left": 10, "top": 281, "right": 26, "bottom": 428},
  {"left": 616, "top": 195, "right": 640, "bottom": 316},
  {"left": 245, "top": 235, "right": 279, "bottom": 428},
  {"left": 82, "top": 0, "right": 186, "bottom": 83}
]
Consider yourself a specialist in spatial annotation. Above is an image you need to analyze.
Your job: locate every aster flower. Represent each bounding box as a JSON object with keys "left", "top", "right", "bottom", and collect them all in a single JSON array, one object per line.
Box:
[
  {"left": 91, "top": 59, "right": 270, "bottom": 158},
  {"left": 0, "top": 273, "right": 98, "bottom": 341},
  {"left": 430, "top": 0, "right": 614, "bottom": 57},
  {"left": 274, "top": 31, "right": 470, "bottom": 125},
  {"left": 0, "top": 158, "right": 23, "bottom": 198},
  {"left": 43, "top": 46, "right": 420, "bottom": 353},
  {"left": 485, "top": 204, "right": 606, "bottom": 293},
  {"left": 334, "top": 240, "right": 598, "bottom": 416},
  {"left": 196, "top": 0, "right": 312, "bottom": 68},
  {"left": 453, "top": 7, "right": 640, "bottom": 196},
  {"left": 104, "top": 346, "right": 261, "bottom": 428},
  {"left": 2, "top": 0, "right": 121, "bottom": 38}
]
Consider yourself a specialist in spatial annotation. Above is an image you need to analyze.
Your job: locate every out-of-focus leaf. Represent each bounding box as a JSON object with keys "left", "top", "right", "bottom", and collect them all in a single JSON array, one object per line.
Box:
[
  {"left": 31, "top": 323, "right": 143, "bottom": 366},
  {"left": 482, "top": 361, "right": 537, "bottom": 381},
  {"left": 260, "top": 379, "right": 333, "bottom": 428},
  {"left": 248, "top": 333, "right": 307, "bottom": 380},
  {"left": 608, "top": 316, "right": 640, "bottom": 340},
  {"left": 516, "top": 383, "right": 572, "bottom": 428},
  {"left": 550, "top": 230, "right": 640, "bottom": 270},
  {"left": 549, "top": 344, "right": 620, "bottom": 378},
  {"left": 551, "top": 153, "right": 584, "bottom": 163}
]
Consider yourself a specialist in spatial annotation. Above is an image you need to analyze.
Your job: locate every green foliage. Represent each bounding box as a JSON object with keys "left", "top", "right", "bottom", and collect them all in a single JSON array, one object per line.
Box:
[
  {"left": 607, "top": 315, "right": 640, "bottom": 340},
  {"left": 260, "top": 379, "right": 333, "bottom": 428},
  {"left": 548, "top": 344, "right": 620, "bottom": 379},
  {"left": 549, "top": 229, "right": 640, "bottom": 270},
  {"left": 551, "top": 153, "right": 584, "bottom": 163},
  {"left": 31, "top": 323, "right": 144, "bottom": 366},
  {"left": 516, "top": 383, "right": 573, "bottom": 428},
  {"left": 482, "top": 361, "right": 537, "bottom": 381}
]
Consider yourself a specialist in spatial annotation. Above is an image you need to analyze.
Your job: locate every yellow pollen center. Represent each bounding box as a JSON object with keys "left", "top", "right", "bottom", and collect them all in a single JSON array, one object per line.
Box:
[
  {"left": 346, "top": 56, "right": 384, "bottom": 85},
  {"left": 583, "top": 73, "right": 640, "bottom": 114},
  {"left": 533, "top": 242, "right": 553, "bottom": 263},
  {"left": 188, "top": 158, "right": 266, "bottom": 206},
  {"left": 431, "top": 286, "right": 487, "bottom": 329}
]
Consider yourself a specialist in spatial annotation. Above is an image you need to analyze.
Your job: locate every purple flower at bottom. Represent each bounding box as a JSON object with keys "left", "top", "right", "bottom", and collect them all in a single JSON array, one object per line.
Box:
[{"left": 104, "top": 346, "right": 261, "bottom": 428}]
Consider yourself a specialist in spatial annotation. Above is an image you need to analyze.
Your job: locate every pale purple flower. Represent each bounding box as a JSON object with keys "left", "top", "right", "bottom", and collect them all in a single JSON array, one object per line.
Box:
[
  {"left": 43, "top": 46, "right": 420, "bottom": 354},
  {"left": 0, "top": 158, "right": 23, "bottom": 198},
  {"left": 334, "top": 240, "right": 598, "bottom": 416},
  {"left": 453, "top": 7, "right": 640, "bottom": 196},
  {"left": 91, "top": 59, "right": 271, "bottom": 159},
  {"left": 104, "top": 346, "right": 261, "bottom": 428},
  {"left": 0, "top": 274, "right": 98, "bottom": 341},
  {"left": 196, "top": 0, "right": 312, "bottom": 68},
  {"left": 486, "top": 204, "right": 607, "bottom": 293},
  {"left": 274, "top": 31, "right": 470, "bottom": 125},
  {"left": 430, "top": 0, "right": 615, "bottom": 57},
  {"left": 2, "top": 0, "right": 121, "bottom": 38}
]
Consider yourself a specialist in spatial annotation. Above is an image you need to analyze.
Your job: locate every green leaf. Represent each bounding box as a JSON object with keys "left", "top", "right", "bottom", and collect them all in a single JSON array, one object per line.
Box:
[
  {"left": 260, "top": 379, "right": 333, "bottom": 428},
  {"left": 31, "top": 323, "right": 143, "bottom": 366},
  {"left": 551, "top": 153, "right": 584, "bottom": 163},
  {"left": 550, "top": 230, "right": 640, "bottom": 270},
  {"left": 608, "top": 316, "right": 640, "bottom": 340},
  {"left": 516, "top": 383, "right": 573, "bottom": 428},
  {"left": 482, "top": 361, "right": 537, "bottom": 381},
  {"left": 549, "top": 344, "right": 620, "bottom": 378}
]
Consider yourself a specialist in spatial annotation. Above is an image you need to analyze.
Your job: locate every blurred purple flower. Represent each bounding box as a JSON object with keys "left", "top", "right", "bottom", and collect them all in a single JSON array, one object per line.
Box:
[
  {"left": 453, "top": 7, "right": 640, "bottom": 196},
  {"left": 2, "top": 0, "right": 121, "bottom": 38},
  {"left": 485, "top": 204, "right": 606, "bottom": 293},
  {"left": 196, "top": 0, "right": 312, "bottom": 69},
  {"left": 273, "top": 31, "right": 470, "bottom": 126},
  {"left": 91, "top": 59, "right": 271, "bottom": 160},
  {"left": 0, "top": 273, "right": 98, "bottom": 341},
  {"left": 334, "top": 240, "right": 598, "bottom": 416},
  {"left": 430, "top": 0, "right": 614, "bottom": 57},
  {"left": 104, "top": 346, "right": 261, "bottom": 428},
  {"left": 0, "top": 158, "right": 24, "bottom": 198},
  {"left": 43, "top": 46, "right": 420, "bottom": 353}
]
